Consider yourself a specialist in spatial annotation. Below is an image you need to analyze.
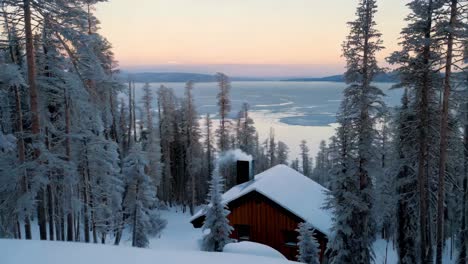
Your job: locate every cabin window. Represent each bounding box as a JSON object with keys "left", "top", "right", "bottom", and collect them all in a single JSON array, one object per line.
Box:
[
  {"left": 283, "top": 230, "right": 298, "bottom": 247},
  {"left": 235, "top": 225, "right": 251, "bottom": 241}
]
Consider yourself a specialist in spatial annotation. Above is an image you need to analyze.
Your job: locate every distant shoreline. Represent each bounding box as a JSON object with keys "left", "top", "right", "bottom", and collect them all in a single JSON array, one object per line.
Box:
[{"left": 119, "top": 72, "right": 399, "bottom": 83}]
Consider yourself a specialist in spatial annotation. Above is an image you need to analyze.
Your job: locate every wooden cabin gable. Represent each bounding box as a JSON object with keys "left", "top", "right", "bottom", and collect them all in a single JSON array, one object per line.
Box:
[
  {"left": 227, "top": 190, "right": 303, "bottom": 260},
  {"left": 191, "top": 190, "right": 328, "bottom": 261}
]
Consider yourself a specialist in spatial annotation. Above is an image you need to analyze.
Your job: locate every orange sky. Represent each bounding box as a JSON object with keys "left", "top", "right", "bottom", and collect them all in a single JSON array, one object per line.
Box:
[{"left": 95, "top": 0, "right": 410, "bottom": 77}]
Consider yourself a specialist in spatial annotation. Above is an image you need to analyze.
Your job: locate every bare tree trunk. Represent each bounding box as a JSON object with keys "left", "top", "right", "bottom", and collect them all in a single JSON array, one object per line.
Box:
[
  {"left": 436, "top": 1, "right": 458, "bottom": 263},
  {"left": 132, "top": 82, "right": 137, "bottom": 142},
  {"left": 109, "top": 92, "right": 119, "bottom": 143},
  {"left": 37, "top": 188, "right": 47, "bottom": 240},
  {"left": 131, "top": 180, "right": 140, "bottom": 247},
  {"left": 60, "top": 209, "right": 65, "bottom": 241},
  {"left": 15, "top": 221, "right": 21, "bottom": 239},
  {"left": 64, "top": 92, "right": 74, "bottom": 242},
  {"left": 75, "top": 211, "right": 80, "bottom": 241},
  {"left": 23, "top": 0, "right": 46, "bottom": 240},
  {"left": 91, "top": 194, "right": 97, "bottom": 243},
  {"left": 82, "top": 142, "right": 91, "bottom": 243},
  {"left": 418, "top": 1, "right": 434, "bottom": 261},
  {"left": 47, "top": 185, "right": 55, "bottom": 240},
  {"left": 55, "top": 195, "right": 62, "bottom": 241}
]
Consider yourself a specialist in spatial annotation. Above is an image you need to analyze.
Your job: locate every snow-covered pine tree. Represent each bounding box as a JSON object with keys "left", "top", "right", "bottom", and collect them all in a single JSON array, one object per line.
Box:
[
  {"left": 0, "top": 59, "right": 31, "bottom": 239},
  {"left": 296, "top": 222, "right": 320, "bottom": 264},
  {"left": 85, "top": 136, "right": 124, "bottom": 243},
  {"left": 433, "top": 1, "right": 466, "bottom": 262},
  {"left": 388, "top": 0, "right": 445, "bottom": 261},
  {"left": 202, "top": 167, "right": 233, "bottom": 252},
  {"left": 0, "top": 131, "right": 19, "bottom": 238},
  {"left": 181, "top": 81, "right": 202, "bottom": 215},
  {"left": 140, "top": 82, "right": 162, "bottom": 194},
  {"left": 123, "top": 145, "right": 166, "bottom": 248},
  {"left": 157, "top": 85, "right": 177, "bottom": 202},
  {"left": 215, "top": 72, "right": 232, "bottom": 152}
]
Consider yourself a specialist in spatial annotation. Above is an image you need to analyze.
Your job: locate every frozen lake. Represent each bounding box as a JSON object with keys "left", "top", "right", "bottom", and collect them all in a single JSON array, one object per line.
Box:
[{"left": 133, "top": 81, "right": 402, "bottom": 160}]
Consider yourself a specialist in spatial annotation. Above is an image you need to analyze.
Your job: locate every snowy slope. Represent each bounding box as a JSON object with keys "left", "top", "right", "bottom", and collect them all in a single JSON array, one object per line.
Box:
[
  {"left": 1, "top": 209, "right": 458, "bottom": 264},
  {"left": 1, "top": 239, "right": 298, "bottom": 264},
  {"left": 192, "top": 165, "right": 332, "bottom": 235}
]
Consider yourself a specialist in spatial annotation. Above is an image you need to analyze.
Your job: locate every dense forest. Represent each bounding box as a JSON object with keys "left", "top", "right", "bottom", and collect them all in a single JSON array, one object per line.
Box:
[{"left": 0, "top": 0, "right": 467, "bottom": 264}]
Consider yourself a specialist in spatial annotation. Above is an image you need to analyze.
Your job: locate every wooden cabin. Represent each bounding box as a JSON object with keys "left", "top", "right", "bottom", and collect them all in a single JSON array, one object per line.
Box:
[{"left": 191, "top": 164, "right": 331, "bottom": 262}]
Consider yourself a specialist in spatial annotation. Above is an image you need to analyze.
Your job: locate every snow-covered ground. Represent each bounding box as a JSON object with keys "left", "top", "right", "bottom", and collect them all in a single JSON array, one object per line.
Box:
[
  {"left": 1, "top": 239, "right": 298, "bottom": 264},
  {"left": 2, "top": 208, "right": 459, "bottom": 263}
]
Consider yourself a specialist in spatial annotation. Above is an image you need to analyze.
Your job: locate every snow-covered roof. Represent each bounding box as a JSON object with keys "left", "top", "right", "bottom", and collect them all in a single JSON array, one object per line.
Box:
[{"left": 191, "top": 164, "right": 332, "bottom": 236}]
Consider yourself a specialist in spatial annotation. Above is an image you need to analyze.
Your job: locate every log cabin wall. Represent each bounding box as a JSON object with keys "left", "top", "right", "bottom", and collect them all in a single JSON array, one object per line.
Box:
[{"left": 227, "top": 191, "right": 327, "bottom": 262}]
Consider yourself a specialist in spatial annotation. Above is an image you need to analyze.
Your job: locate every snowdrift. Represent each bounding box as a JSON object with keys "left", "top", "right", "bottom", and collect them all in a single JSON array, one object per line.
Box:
[{"left": 223, "top": 241, "right": 287, "bottom": 260}]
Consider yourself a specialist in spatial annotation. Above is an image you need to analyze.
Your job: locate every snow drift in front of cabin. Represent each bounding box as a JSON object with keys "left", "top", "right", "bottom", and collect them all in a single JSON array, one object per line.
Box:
[{"left": 223, "top": 241, "right": 287, "bottom": 260}]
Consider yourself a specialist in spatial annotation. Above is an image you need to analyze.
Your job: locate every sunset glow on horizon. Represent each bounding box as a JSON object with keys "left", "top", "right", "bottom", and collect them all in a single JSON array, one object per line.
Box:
[{"left": 96, "top": 0, "right": 410, "bottom": 76}]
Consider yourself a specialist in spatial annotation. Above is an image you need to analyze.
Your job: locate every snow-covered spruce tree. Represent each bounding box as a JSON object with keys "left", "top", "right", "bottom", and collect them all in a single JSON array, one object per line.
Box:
[
  {"left": 327, "top": 0, "right": 385, "bottom": 263},
  {"left": 215, "top": 72, "right": 232, "bottom": 152},
  {"left": 312, "top": 140, "right": 330, "bottom": 188},
  {"left": 392, "top": 89, "right": 419, "bottom": 264},
  {"left": 236, "top": 103, "right": 257, "bottom": 156},
  {"left": 202, "top": 167, "right": 233, "bottom": 252},
  {"left": 297, "top": 222, "right": 320, "bottom": 264},
  {"left": 373, "top": 110, "right": 396, "bottom": 241},
  {"left": 326, "top": 96, "right": 360, "bottom": 264},
  {"left": 300, "top": 140, "right": 311, "bottom": 177},
  {"left": 200, "top": 113, "right": 215, "bottom": 202},
  {"left": 291, "top": 158, "right": 300, "bottom": 172},
  {"left": 124, "top": 145, "right": 166, "bottom": 248},
  {"left": 268, "top": 128, "right": 277, "bottom": 167},
  {"left": 276, "top": 141, "right": 289, "bottom": 166},
  {"left": 253, "top": 133, "right": 269, "bottom": 174}
]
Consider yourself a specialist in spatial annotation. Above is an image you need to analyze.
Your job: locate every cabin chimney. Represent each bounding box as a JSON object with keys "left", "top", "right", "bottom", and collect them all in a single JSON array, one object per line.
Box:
[{"left": 236, "top": 160, "right": 251, "bottom": 185}]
